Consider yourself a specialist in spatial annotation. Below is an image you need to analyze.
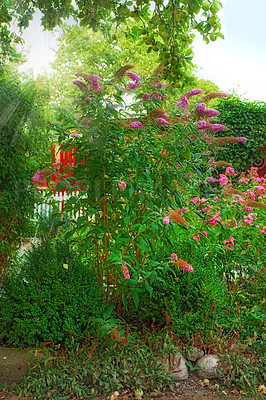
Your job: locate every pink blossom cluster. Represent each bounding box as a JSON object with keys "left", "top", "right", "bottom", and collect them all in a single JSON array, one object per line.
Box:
[
  {"left": 32, "top": 171, "right": 44, "bottom": 181},
  {"left": 157, "top": 118, "right": 169, "bottom": 125},
  {"left": 126, "top": 81, "right": 140, "bottom": 90},
  {"left": 225, "top": 167, "right": 235, "bottom": 175},
  {"left": 260, "top": 226, "right": 266, "bottom": 234},
  {"left": 226, "top": 218, "right": 237, "bottom": 228},
  {"left": 238, "top": 176, "right": 249, "bottom": 184},
  {"left": 244, "top": 213, "right": 257, "bottom": 226},
  {"left": 183, "top": 89, "right": 203, "bottom": 98},
  {"left": 194, "top": 103, "right": 220, "bottom": 118},
  {"left": 219, "top": 174, "right": 228, "bottom": 186},
  {"left": 223, "top": 236, "right": 235, "bottom": 250},
  {"left": 126, "top": 71, "right": 141, "bottom": 83},
  {"left": 52, "top": 162, "right": 61, "bottom": 172},
  {"left": 205, "top": 177, "right": 218, "bottom": 182},
  {"left": 171, "top": 253, "right": 178, "bottom": 261},
  {"left": 121, "top": 263, "right": 130, "bottom": 279},
  {"left": 118, "top": 181, "right": 127, "bottom": 189},
  {"left": 243, "top": 206, "right": 254, "bottom": 212},
  {"left": 206, "top": 214, "right": 221, "bottom": 226},
  {"left": 230, "top": 195, "right": 245, "bottom": 207},
  {"left": 193, "top": 235, "right": 200, "bottom": 242},
  {"left": 142, "top": 91, "right": 166, "bottom": 101},
  {"left": 163, "top": 217, "right": 170, "bottom": 225},
  {"left": 245, "top": 190, "right": 255, "bottom": 201},
  {"left": 254, "top": 185, "right": 266, "bottom": 197},
  {"left": 195, "top": 121, "right": 228, "bottom": 133},
  {"left": 181, "top": 262, "right": 193, "bottom": 272},
  {"left": 129, "top": 121, "right": 142, "bottom": 129},
  {"left": 174, "top": 95, "right": 189, "bottom": 109}
]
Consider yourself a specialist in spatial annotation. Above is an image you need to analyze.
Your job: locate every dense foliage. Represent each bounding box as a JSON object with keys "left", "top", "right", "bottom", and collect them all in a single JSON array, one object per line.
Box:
[
  {"left": 0, "top": 238, "right": 107, "bottom": 346},
  {"left": 215, "top": 95, "right": 266, "bottom": 174},
  {"left": 0, "top": 68, "right": 38, "bottom": 270},
  {"left": 0, "top": 0, "right": 223, "bottom": 81}
]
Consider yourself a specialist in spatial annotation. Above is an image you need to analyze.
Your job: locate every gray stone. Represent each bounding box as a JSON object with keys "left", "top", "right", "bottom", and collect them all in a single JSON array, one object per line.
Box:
[
  {"left": 169, "top": 351, "right": 189, "bottom": 381},
  {"left": 186, "top": 346, "right": 204, "bottom": 362},
  {"left": 0, "top": 346, "right": 40, "bottom": 385},
  {"left": 196, "top": 354, "right": 221, "bottom": 379}
]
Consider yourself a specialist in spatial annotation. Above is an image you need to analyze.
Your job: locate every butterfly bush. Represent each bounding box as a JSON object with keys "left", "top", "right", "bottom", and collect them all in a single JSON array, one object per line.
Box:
[{"left": 50, "top": 68, "right": 265, "bottom": 314}]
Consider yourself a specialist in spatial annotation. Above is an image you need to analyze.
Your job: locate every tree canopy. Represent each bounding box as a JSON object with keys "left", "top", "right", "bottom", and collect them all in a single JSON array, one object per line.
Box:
[{"left": 0, "top": 0, "right": 223, "bottom": 82}]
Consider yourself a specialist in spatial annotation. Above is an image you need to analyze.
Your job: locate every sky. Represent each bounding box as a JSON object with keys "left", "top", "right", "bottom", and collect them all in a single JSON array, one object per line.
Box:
[{"left": 17, "top": 0, "right": 266, "bottom": 102}]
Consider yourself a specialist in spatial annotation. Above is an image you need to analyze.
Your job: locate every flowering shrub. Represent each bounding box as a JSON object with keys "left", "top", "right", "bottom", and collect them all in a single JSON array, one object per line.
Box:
[{"left": 50, "top": 68, "right": 265, "bottom": 329}]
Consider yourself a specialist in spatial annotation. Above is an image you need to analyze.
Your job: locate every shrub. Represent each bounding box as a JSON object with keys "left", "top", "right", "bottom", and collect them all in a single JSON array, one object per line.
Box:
[{"left": 0, "top": 238, "right": 107, "bottom": 347}]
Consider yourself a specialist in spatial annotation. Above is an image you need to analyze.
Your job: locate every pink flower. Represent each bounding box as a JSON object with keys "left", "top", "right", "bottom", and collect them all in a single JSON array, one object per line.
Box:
[
  {"left": 142, "top": 93, "right": 150, "bottom": 99},
  {"left": 129, "top": 121, "right": 142, "bottom": 129},
  {"left": 214, "top": 196, "right": 219, "bottom": 201},
  {"left": 193, "top": 235, "right": 200, "bottom": 242},
  {"left": 243, "top": 206, "right": 254, "bottom": 212},
  {"left": 183, "top": 89, "right": 202, "bottom": 98},
  {"left": 126, "top": 81, "right": 140, "bottom": 90},
  {"left": 205, "top": 177, "right": 218, "bottom": 182},
  {"left": 32, "top": 171, "right": 44, "bottom": 181},
  {"left": 225, "top": 167, "right": 235, "bottom": 175},
  {"left": 210, "top": 124, "right": 228, "bottom": 133},
  {"left": 155, "top": 82, "right": 163, "bottom": 88},
  {"left": 229, "top": 237, "right": 235, "bottom": 247},
  {"left": 236, "top": 137, "right": 247, "bottom": 143},
  {"left": 91, "top": 81, "right": 100, "bottom": 91},
  {"left": 181, "top": 263, "right": 193, "bottom": 272},
  {"left": 126, "top": 72, "right": 141, "bottom": 83},
  {"left": 171, "top": 253, "right": 178, "bottom": 261},
  {"left": 163, "top": 217, "right": 170, "bottom": 225},
  {"left": 238, "top": 176, "right": 249, "bottom": 184},
  {"left": 246, "top": 190, "right": 255, "bottom": 201},
  {"left": 118, "top": 181, "right": 127, "bottom": 189},
  {"left": 174, "top": 95, "right": 189, "bottom": 108},
  {"left": 206, "top": 214, "right": 221, "bottom": 226},
  {"left": 219, "top": 174, "right": 228, "bottom": 186},
  {"left": 52, "top": 162, "right": 61, "bottom": 172},
  {"left": 121, "top": 263, "right": 130, "bottom": 279},
  {"left": 208, "top": 157, "right": 215, "bottom": 165},
  {"left": 157, "top": 118, "right": 169, "bottom": 125},
  {"left": 191, "top": 197, "right": 201, "bottom": 206},
  {"left": 71, "top": 132, "right": 81, "bottom": 138},
  {"left": 244, "top": 213, "right": 257, "bottom": 226},
  {"left": 260, "top": 226, "right": 266, "bottom": 234},
  {"left": 201, "top": 231, "right": 207, "bottom": 237}
]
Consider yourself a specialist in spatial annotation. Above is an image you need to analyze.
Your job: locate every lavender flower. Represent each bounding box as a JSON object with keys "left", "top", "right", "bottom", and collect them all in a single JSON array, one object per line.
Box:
[
  {"left": 183, "top": 89, "right": 202, "bottom": 98},
  {"left": 126, "top": 72, "right": 141, "bottom": 83}
]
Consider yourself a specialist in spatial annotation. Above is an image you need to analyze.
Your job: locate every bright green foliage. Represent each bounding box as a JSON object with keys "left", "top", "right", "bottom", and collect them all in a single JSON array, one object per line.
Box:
[
  {"left": 0, "top": 238, "right": 107, "bottom": 347},
  {"left": 215, "top": 96, "right": 266, "bottom": 174},
  {"left": 0, "top": 67, "right": 37, "bottom": 269},
  {"left": 0, "top": 0, "right": 223, "bottom": 81},
  {"left": 53, "top": 74, "right": 210, "bottom": 312}
]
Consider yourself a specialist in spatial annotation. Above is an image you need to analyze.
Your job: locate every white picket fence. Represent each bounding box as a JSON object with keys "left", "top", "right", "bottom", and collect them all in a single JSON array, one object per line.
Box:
[{"left": 34, "top": 190, "right": 83, "bottom": 219}]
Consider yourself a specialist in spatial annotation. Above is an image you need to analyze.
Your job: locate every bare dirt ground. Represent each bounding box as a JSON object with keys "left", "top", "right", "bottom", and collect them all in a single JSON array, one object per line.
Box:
[{"left": 0, "top": 372, "right": 261, "bottom": 400}]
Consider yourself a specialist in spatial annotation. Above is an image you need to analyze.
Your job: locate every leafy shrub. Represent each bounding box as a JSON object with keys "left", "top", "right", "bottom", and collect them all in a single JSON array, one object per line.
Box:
[
  {"left": 215, "top": 96, "right": 266, "bottom": 174},
  {"left": 137, "top": 261, "right": 230, "bottom": 339},
  {"left": 0, "top": 239, "right": 107, "bottom": 347}
]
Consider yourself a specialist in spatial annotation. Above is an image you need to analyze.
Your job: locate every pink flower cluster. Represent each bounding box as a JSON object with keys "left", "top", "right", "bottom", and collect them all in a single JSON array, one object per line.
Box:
[
  {"left": 121, "top": 263, "right": 130, "bottom": 279},
  {"left": 157, "top": 118, "right": 169, "bottom": 125},
  {"left": 260, "top": 226, "right": 266, "bottom": 234},
  {"left": 181, "top": 262, "right": 193, "bottom": 272},
  {"left": 126, "top": 72, "right": 141, "bottom": 83},
  {"left": 163, "top": 217, "right": 170, "bottom": 225},
  {"left": 206, "top": 214, "right": 221, "bottom": 226},
  {"left": 225, "top": 167, "right": 235, "bottom": 175},
  {"left": 183, "top": 89, "right": 203, "bottom": 98},
  {"left": 238, "top": 176, "right": 249, "bottom": 184},
  {"left": 244, "top": 213, "right": 257, "bottom": 226},
  {"left": 195, "top": 121, "right": 228, "bottom": 133},
  {"left": 223, "top": 236, "right": 235, "bottom": 248},
  {"left": 171, "top": 253, "right": 178, "bottom": 261},
  {"left": 193, "top": 235, "right": 200, "bottom": 242},
  {"left": 142, "top": 91, "right": 166, "bottom": 101},
  {"left": 126, "top": 81, "right": 140, "bottom": 90},
  {"left": 32, "top": 171, "right": 44, "bottom": 182},
  {"left": 194, "top": 103, "right": 220, "bottom": 118},
  {"left": 219, "top": 174, "right": 228, "bottom": 186},
  {"left": 52, "top": 162, "right": 61, "bottom": 172},
  {"left": 118, "top": 181, "right": 127, "bottom": 189},
  {"left": 129, "top": 121, "right": 142, "bottom": 129}
]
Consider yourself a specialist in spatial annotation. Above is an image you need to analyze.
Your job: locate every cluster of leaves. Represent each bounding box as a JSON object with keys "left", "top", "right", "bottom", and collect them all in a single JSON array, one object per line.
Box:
[
  {"left": 0, "top": 0, "right": 223, "bottom": 81},
  {"left": 215, "top": 95, "right": 266, "bottom": 174},
  {"left": 0, "top": 67, "right": 38, "bottom": 270},
  {"left": 0, "top": 236, "right": 108, "bottom": 347},
  {"left": 16, "top": 340, "right": 173, "bottom": 398}
]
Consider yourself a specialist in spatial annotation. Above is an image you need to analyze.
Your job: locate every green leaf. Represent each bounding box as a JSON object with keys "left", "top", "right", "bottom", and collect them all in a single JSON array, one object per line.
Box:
[{"left": 144, "top": 280, "right": 153, "bottom": 298}]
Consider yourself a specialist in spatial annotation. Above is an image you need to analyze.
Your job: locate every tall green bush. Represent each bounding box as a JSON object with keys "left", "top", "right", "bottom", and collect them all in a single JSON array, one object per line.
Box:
[{"left": 215, "top": 96, "right": 266, "bottom": 174}]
